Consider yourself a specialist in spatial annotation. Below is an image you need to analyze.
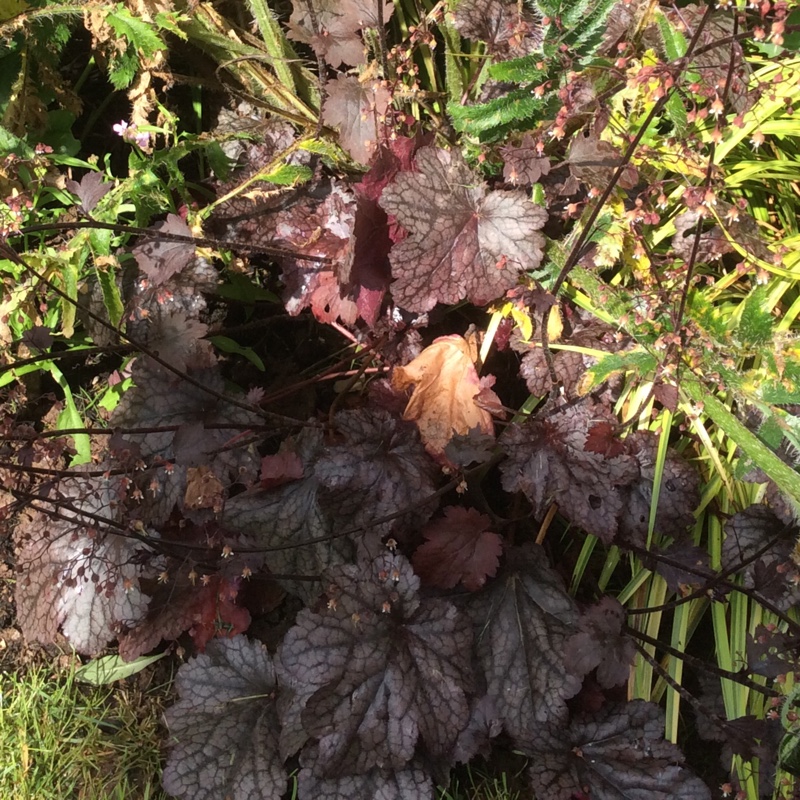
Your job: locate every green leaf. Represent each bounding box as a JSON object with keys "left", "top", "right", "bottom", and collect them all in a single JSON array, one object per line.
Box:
[
  {"left": 105, "top": 6, "right": 166, "bottom": 89},
  {"left": 654, "top": 8, "right": 687, "bottom": 60},
  {"left": 210, "top": 336, "right": 266, "bottom": 371},
  {"left": 262, "top": 163, "right": 312, "bottom": 186},
  {"left": 578, "top": 349, "right": 657, "bottom": 394},
  {"left": 682, "top": 379, "right": 800, "bottom": 514},
  {"left": 76, "top": 652, "right": 167, "bottom": 685},
  {"left": 737, "top": 285, "right": 774, "bottom": 346},
  {"left": 96, "top": 266, "right": 124, "bottom": 328},
  {"left": 48, "top": 362, "right": 91, "bottom": 465}
]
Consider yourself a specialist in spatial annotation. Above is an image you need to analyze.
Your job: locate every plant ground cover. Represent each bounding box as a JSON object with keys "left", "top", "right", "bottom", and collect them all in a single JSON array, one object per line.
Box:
[{"left": 2, "top": 0, "right": 800, "bottom": 799}]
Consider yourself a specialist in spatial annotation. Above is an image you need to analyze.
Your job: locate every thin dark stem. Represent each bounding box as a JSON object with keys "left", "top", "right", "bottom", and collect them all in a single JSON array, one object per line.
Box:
[
  {"left": 15, "top": 220, "right": 331, "bottom": 264},
  {"left": 629, "top": 628, "right": 780, "bottom": 698}
]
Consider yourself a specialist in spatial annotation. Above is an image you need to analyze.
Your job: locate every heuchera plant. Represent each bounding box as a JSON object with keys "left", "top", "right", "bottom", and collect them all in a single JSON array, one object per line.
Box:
[{"left": 5, "top": 0, "right": 800, "bottom": 798}]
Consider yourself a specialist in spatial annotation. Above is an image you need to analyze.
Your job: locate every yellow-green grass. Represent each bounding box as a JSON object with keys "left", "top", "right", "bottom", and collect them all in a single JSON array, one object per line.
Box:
[{"left": 0, "top": 654, "right": 172, "bottom": 800}]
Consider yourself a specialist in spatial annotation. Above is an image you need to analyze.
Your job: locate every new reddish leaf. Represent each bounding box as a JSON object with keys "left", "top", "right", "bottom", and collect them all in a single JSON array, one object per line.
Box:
[
  {"left": 163, "top": 636, "right": 286, "bottom": 800},
  {"left": 379, "top": 146, "right": 547, "bottom": 312},
  {"left": 322, "top": 75, "right": 391, "bottom": 165},
  {"left": 413, "top": 507, "right": 502, "bottom": 591},
  {"left": 277, "top": 552, "right": 474, "bottom": 775}
]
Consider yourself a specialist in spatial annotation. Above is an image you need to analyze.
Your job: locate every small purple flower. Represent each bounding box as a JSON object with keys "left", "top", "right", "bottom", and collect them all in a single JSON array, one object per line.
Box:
[{"left": 113, "top": 120, "right": 150, "bottom": 148}]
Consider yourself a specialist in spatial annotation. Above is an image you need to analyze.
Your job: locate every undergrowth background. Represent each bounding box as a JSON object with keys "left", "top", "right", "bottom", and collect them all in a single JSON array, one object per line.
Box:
[{"left": 1, "top": 0, "right": 800, "bottom": 798}]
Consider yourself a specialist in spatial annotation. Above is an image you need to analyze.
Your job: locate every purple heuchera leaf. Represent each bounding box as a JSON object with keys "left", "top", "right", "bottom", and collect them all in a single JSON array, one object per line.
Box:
[
  {"left": 466, "top": 544, "right": 581, "bottom": 751},
  {"left": 500, "top": 133, "right": 551, "bottom": 185},
  {"left": 66, "top": 171, "right": 113, "bottom": 213},
  {"left": 162, "top": 636, "right": 286, "bottom": 800},
  {"left": 298, "top": 745, "right": 433, "bottom": 800},
  {"left": 131, "top": 213, "right": 196, "bottom": 286},
  {"left": 453, "top": 0, "right": 543, "bottom": 58},
  {"left": 14, "top": 470, "right": 157, "bottom": 655},
  {"left": 379, "top": 146, "right": 547, "bottom": 312},
  {"left": 222, "top": 429, "right": 353, "bottom": 604},
  {"left": 322, "top": 75, "right": 391, "bottom": 165},
  {"left": 564, "top": 597, "right": 636, "bottom": 689},
  {"left": 277, "top": 552, "right": 475, "bottom": 775},
  {"left": 111, "top": 360, "right": 259, "bottom": 525},
  {"left": 528, "top": 700, "right": 711, "bottom": 799},
  {"left": 288, "top": 0, "right": 393, "bottom": 68},
  {"left": 315, "top": 409, "right": 438, "bottom": 544},
  {"left": 500, "top": 400, "right": 639, "bottom": 543}
]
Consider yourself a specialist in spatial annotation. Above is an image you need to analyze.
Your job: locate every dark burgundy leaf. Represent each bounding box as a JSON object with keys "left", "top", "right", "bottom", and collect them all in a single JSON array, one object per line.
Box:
[
  {"left": 21, "top": 325, "right": 53, "bottom": 351},
  {"left": 452, "top": 695, "right": 503, "bottom": 763},
  {"left": 412, "top": 506, "right": 502, "bottom": 591},
  {"left": 277, "top": 552, "right": 474, "bottom": 774},
  {"left": 298, "top": 745, "right": 433, "bottom": 800},
  {"left": 652, "top": 542, "right": 712, "bottom": 593},
  {"left": 322, "top": 75, "right": 391, "bottom": 165},
  {"left": 618, "top": 431, "right": 700, "bottom": 545},
  {"left": 222, "top": 429, "right": 352, "bottom": 604},
  {"left": 131, "top": 214, "right": 196, "bottom": 286},
  {"left": 111, "top": 360, "right": 259, "bottom": 524},
  {"left": 15, "top": 470, "right": 156, "bottom": 655},
  {"left": 444, "top": 427, "right": 497, "bottom": 468},
  {"left": 379, "top": 146, "right": 547, "bottom": 312},
  {"left": 720, "top": 506, "right": 800, "bottom": 609},
  {"left": 500, "top": 134, "right": 550, "bottom": 185},
  {"left": 315, "top": 409, "right": 438, "bottom": 544},
  {"left": 66, "top": 171, "right": 113, "bottom": 213},
  {"left": 163, "top": 636, "right": 285, "bottom": 800},
  {"left": 671, "top": 210, "right": 734, "bottom": 263},
  {"left": 467, "top": 544, "right": 581, "bottom": 750},
  {"left": 564, "top": 597, "right": 635, "bottom": 689},
  {"left": 453, "top": 0, "right": 543, "bottom": 58},
  {"left": 748, "top": 624, "right": 800, "bottom": 679},
  {"left": 528, "top": 700, "right": 711, "bottom": 799},
  {"left": 500, "top": 400, "right": 639, "bottom": 543},
  {"left": 568, "top": 130, "right": 637, "bottom": 191}
]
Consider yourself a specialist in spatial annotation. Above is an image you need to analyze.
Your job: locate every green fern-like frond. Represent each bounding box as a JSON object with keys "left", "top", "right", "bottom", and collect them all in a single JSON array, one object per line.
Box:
[
  {"left": 448, "top": 89, "right": 554, "bottom": 136},
  {"left": 450, "top": 0, "right": 617, "bottom": 139}
]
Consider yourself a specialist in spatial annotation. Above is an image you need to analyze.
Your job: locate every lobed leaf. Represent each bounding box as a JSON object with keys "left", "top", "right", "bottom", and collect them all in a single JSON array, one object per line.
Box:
[
  {"left": 277, "top": 552, "right": 475, "bottom": 775},
  {"left": 163, "top": 636, "right": 285, "bottom": 800},
  {"left": 467, "top": 544, "right": 581, "bottom": 750},
  {"left": 379, "top": 146, "right": 547, "bottom": 311}
]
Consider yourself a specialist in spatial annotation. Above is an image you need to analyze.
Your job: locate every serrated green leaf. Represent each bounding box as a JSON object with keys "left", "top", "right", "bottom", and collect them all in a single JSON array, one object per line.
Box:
[
  {"left": 106, "top": 6, "right": 166, "bottom": 89},
  {"left": 654, "top": 8, "right": 687, "bottom": 60},
  {"left": 448, "top": 90, "right": 552, "bottom": 136},
  {"left": 683, "top": 380, "right": 800, "bottom": 514},
  {"left": 578, "top": 349, "right": 657, "bottom": 394},
  {"left": 737, "top": 285, "right": 774, "bottom": 346},
  {"left": 262, "top": 163, "right": 312, "bottom": 186},
  {"left": 76, "top": 652, "right": 167, "bottom": 685}
]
